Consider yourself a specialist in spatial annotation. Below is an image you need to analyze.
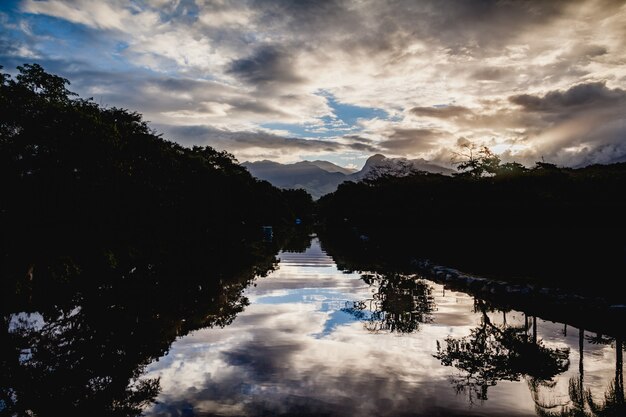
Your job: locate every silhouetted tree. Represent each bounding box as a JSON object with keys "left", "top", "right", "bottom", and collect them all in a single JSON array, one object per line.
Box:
[
  {"left": 0, "top": 63, "right": 313, "bottom": 416},
  {"left": 453, "top": 143, "right": 501, "bottom": 178},
  {"left": 317, "top": 143, "right": 626, "bottom": 295},
  {"left": 0, "top": 63, "right": 310, "bottom": 246}
]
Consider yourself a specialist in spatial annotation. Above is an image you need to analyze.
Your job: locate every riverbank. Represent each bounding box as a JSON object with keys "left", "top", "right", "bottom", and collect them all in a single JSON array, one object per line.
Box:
[
  {"left": 317, "top": 227, "right": 626, "bottom": 338},
  {"left": 415, "top": 259, "right": 626, "bottom": 339}
]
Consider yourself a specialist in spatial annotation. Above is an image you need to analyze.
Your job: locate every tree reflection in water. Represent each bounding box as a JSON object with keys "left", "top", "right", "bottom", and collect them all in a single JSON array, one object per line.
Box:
[
  {"left": 531, "top": 334, "right": 625, "bottom": 417},
  {"left": 343, "top": 272, "right": 435, "bottom": 333},
  {"left": 435, "top": 299, "right": 570, "bottom": 404},
  {"left": 0, "top": 237, "right": 280, "bottom": 417},
  {"left": 319, "top": 228, "right": 624, "bottom": 414}
]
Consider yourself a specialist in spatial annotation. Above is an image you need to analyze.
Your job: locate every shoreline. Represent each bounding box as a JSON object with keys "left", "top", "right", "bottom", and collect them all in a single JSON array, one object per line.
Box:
[{"left": 414, "top": 259, "right": 626, "bottom": 339}]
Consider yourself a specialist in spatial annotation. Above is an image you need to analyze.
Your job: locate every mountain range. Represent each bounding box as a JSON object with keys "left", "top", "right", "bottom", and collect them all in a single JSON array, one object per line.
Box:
[{"left": 242, "top": 154, "right": 454, "bottom": 199}]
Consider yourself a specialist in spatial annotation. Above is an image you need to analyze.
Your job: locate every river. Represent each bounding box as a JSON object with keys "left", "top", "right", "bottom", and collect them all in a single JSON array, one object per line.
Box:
[{"left": 140, "top": 237, "right": 624, "bottom": 417}]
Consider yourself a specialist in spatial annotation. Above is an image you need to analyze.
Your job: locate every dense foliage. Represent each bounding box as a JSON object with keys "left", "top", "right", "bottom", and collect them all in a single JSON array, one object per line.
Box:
[
  {"left": 0, "top": 64, "right": 316, "bottom": 415},
  {"left": 319, "top": 157, "right": 626, "bottom": 230},
  {"left": 318, "top": 151, "right": 626, "bottom": 291},
  {"left": 0, "top": 223, "right": 280, "bottom": 416},
  {"left": 1, "top": 63, "right": 624, "bottom": 416},
  {"left": 0, "top": 64, "right": 310, "bottom": 248}
]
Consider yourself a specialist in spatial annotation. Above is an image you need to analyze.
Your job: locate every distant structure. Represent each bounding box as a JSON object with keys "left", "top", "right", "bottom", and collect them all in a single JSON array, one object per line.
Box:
[{"left": 261, "top": 226, "right": 273, "bottom": 242}]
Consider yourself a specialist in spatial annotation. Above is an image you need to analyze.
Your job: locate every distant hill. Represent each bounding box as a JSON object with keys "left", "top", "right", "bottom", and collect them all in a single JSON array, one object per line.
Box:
[
  {"left": 308, "top": 160, "right": 357, "bottom": 175},
  {"left": 243, "top": 155, "right": 453, "bottom": 198},
  {"left": 242, "top": 160, "right": 347, "bottom": 199}
]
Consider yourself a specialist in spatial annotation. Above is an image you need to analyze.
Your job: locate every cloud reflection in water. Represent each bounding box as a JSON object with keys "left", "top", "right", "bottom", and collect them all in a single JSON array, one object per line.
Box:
[{"left": 143, "top": 239, "right": 620, "bottom": 417}]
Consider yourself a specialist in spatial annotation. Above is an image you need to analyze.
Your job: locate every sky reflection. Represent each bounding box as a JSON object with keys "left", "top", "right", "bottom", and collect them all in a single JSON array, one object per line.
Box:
[{"left": 142, "top": 238, "right": 621, "bottom": 417}]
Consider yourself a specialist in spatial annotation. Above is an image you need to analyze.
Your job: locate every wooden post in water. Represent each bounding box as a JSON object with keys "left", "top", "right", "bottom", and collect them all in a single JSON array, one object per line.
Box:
[
  {"left": 579, "top": 328, "right": 585, "bottom": 381},
  {"left": 616, "top": 337, "right": 624, "bottom": 405},
  {"left": 525, "top": 314, "right": 529, "bottom": 334}
]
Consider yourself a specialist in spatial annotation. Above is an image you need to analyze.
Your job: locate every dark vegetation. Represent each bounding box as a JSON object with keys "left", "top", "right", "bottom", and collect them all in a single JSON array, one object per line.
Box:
[
  {"left": 1, "top": 64, "right": 625, "bottom": 415},
  {"left": 0, "top": 224, "right": 281, "bottom": 416},
  {"left": 320, "top": 145, "right": 626, "bottom": 230},
  {"left": 318, "top": 145, "right": 626, "bottom": 297},
  {"left": 0, "top": 64, "right": 312, "bottom": 250},
  {"left": 0, "top": 64, "right": 313, "bottom": 415},
  {"left": 320, "top": 238, "right": 624, "bottom": 413},
  {"left": 321, "top": 240, "right": 625, "bottom": 414},
  {"left": 3, "top": 63, "right": 623, "bottom": 297}
]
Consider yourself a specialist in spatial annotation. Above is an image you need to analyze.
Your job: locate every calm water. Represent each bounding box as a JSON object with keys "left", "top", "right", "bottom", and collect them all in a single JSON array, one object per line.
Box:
[{"left": 140, "top": 238, "right": 624, "bottom": 417}]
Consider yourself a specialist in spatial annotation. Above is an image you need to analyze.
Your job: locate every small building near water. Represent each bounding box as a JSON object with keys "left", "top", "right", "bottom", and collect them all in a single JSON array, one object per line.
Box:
[{"left": 261, "top": 226, "right": 273, "bottom": 242}]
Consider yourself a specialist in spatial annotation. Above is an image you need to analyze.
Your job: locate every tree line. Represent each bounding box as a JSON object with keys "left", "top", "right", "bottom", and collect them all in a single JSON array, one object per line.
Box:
[
  {"left": 0, "top": 64, "right": 312, "bottom": 252},
  {"left": 317, "top": 142, "right": 626, "bottom": 294},
  {"left": 3, "top": 62, "right": 626, "bottom": 294},
  {"left": 0, "top": 63, "right": 317, "bottom": 415}
]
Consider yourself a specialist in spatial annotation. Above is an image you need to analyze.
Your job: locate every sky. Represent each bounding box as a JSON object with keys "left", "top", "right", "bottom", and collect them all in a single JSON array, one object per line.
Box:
[{"left": 1, "top": 0, "right": 625, "bottom": 169}]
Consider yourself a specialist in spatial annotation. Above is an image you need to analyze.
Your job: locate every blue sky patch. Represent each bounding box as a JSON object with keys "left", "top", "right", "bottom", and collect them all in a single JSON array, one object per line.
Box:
[
  {"left": 262, "top": 93, "right": 388, "bottom": 139},
  {"left": 324, "top": 93, "right": 388, "bottom": 126}
]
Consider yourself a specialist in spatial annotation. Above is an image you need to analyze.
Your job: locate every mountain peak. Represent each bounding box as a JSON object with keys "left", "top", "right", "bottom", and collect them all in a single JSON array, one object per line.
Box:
[
  {"left": 366, "top": 154, "right": 387, "bottom": 164},
  {"left": 243, "top": 154, "right": 453, "bottom": 199},
  {"left": 308, "top": 160, "right": 357, "bottom": 175}
]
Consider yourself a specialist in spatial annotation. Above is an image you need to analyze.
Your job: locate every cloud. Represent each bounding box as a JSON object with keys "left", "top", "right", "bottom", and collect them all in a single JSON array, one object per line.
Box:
[
  {"left": 3, "top": 0, "right": 626, "bottom": 166},
  {"left": 379, "top": 128, "right": 443, "bottom": 154},
  {"left": 510, "top": 82, "right": 626, "bottom": 114},
  {"left": 0, "top": 64, "right": 329, "bottom": 127},
  {"left": 155, "top": 124, "right": 380, "bottom": 163},
  {"left": 470, "top": 82, "right": 625, "bottom": 166},
  {"left": 410, "top": 105, "right": 472, "bottom": 119},
  {"left": 22, "top": 0, "right": 137, "bottom": 31},
  {"left": 250, "top": 0, "right": 571, "bottom": 55},
  {"left": 470, "top": 67, "right": 508, "bottom": 81},
  {"left": 228, "top": 45, "right": 305, "bottom": 87},
  {"left": 161, "top": 125, "right": 338, "bottom": 151}
]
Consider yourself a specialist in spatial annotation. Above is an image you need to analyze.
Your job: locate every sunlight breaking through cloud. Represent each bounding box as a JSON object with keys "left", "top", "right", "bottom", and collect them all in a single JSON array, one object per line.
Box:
[{"left": 1, "top": 0, "right": 625, "bottom": 166}]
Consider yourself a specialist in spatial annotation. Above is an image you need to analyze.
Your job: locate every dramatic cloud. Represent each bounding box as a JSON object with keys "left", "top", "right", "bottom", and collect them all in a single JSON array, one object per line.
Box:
[
  {"left": 510, "top": 82, "right": 626, "bottom": 114},
  {"left": 228, "top": 45, "right": 305, "bottom": 87},
  {"left": 2, "top": 0, "right": 625, "bottom": 167},
  {"left": 379, "top": 128, "right": 443, "bottom": 153},
  {"left": 506, "top": 82, "right": 626, "bottom": 165},
  {"left": 161, "top": 125, "right": 339, "bottom": 151}
]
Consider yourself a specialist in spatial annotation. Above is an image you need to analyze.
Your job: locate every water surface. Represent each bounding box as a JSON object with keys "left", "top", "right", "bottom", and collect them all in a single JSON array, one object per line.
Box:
[{"left": 142, "top": 238, "right": 624, "bottom": 417}]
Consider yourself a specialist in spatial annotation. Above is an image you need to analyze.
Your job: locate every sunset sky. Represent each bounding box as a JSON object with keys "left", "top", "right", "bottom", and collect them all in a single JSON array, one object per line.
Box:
[{"left": 1, "top": 0, "right": 625, "bottom": 169}]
